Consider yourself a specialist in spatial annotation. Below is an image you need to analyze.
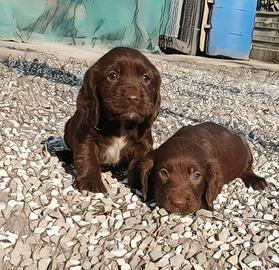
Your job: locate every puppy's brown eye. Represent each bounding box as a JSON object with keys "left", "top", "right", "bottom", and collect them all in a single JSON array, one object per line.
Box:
[
  {"left": 190, "top": 171, "right": 202, "bottom": 181},
  {"left": 159, "top": 168, "right": 169, "bottom": 182},
  {"left": 143, "top": 74, "right": 151, "bottom": 83},
  {"left": 107, "top": 71, "right": 119, "bottom": 82}
]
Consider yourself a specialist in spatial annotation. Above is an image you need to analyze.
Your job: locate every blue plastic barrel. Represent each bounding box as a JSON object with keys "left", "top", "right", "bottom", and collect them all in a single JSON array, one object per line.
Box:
[{"left": 206, "top": 0, "right": 257, "bottom": 59}]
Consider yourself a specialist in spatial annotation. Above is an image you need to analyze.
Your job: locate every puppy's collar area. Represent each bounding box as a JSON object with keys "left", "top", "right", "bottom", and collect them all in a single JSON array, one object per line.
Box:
[{"left": 94, "top": 119, "right": 142, "bottom": 136}]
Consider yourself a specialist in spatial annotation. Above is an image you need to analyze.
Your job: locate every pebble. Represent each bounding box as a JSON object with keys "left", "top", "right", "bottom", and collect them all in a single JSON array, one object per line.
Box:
[
  {"left": 122, "top": 211, "right": 131, "bottom": 219},
  {"left": 263, "top": 214, "right": 274, "bottom": 220},
  {"left": 70, "top": 266, "right": 82, "bottom": 270},
  {"left": 244, "top": 254, "right": 262, "bottom": 268},
  {"left": 196, "top": 252, "right": 207, "bottom": 266},
  {"left": 219, "top": 228, "right": 230, "bottom": 242},
  {"left": 155, "top": 254, "right": 170, "bottom": 268},
  {"left": 227, "top": 255, "right": 238, "bottom": 266},
  {"left": 3, "top": 146, "right": 12, "bottom": 154},
  {"left": 130, "top": 234, "right": 142, "bottom": 249},
  {"left": 248, "top": 260, "right": 262, "bottom": 268},
  {"left": 192, "top": 263, "right": 205, "bottom": 270},
  {"left": 180, "top": 216, "right": 194, "bottom": 226},
  {"left": 213, "top": 250, "right": 223, "bottom": 259},
  {"left": 175, "top": 245, "right": 182, "bottom": 254},
  {"left": 183, "top": 231, "right": 192, "bottom": 239},
  {"left": 138, "top": 236, "right": 153, "bottom": 250},
  {"left": 207, "top": 236, "right": 215, "bottom": 243},
  {"left": 38, "top": 258, "right": 51, "bottom": 270},
  {"left": 252, "top": 242, "right": 268, "bottom": 255},
  {"left": 271, "top": 255, "right": 279, "bottom": 264},
  {"left": 169, "top": 254, "right": 185, "bottom": 268},
  {"left": 273, "top": 230, "right": 279, "bottom": 238},
  {"left": 0, "top": 169, "right": 8, "bottom": 177},
  {"left": 144, "top": 262, "right": 157, "bottom": 270},
  {"left": 247, "top": 197, "right": 256, "bottom": 206},
  {"left": 29, "top": 212, "right": 39, "bottom": 221},
  {"left": 0, "top": 230, "right": 18, "bottom": 248},
  {"left": 150, "top": 251, "right": 164, "bottom": 262},
  {"left": 127, "top": 202, "right": 137, "bottom": 210},
  {"left": 158, "top": 208, "right": 168, "bottom": 216},
  {"left": 114, "top": 219, "right": 123, "bottom": 230},
  {"left": 129, "top": 255, "right": 141, "bottom": 269},
  {"left": 160, "top": 216, "right": 169, "bottom": 223},
  {"left": 111, "top": 249, "right": 127, "bottom": 257},
  {"left": 21, "top": 258, "right": 33, "bottom": 267},
  {"left": 186, "top": 241, "right": 201, "bottom": 258},
  {"left": 136, "top": 249, "right": 144, "bottom": 257},
  {"left": 196, "top": 209, "right": 213, "bottom": 218},
  {"left": 220, "top": 243, "right": 230, "bottom": 251}
]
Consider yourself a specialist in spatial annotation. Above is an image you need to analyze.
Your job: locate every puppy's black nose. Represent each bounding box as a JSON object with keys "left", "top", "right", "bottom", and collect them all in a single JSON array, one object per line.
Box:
[
  {"left": 127, "top": 95, "right": 139, "bottom": 103},
  {"left": 172, "top": 198, "right": 185, "bottom": 208}
]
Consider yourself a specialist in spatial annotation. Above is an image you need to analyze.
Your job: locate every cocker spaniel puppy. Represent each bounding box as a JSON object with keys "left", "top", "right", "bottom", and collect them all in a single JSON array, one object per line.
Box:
[
  {"left": 64, "top": 47, "right": 161, "bottom": 193},
  {"left": 133, "top": 122, "right": 267, "bottom": 214}
]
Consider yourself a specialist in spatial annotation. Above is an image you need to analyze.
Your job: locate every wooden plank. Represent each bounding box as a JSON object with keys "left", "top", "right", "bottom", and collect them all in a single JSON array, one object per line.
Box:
[
  {"left": 199, "top": 0, "right": 211, "bottom": 52},
  {"left": 159, "top": 35, "right": 191, "bottom": 54},
  {"left": 252, "top": 11, "right": 279, "bottom": 49}
]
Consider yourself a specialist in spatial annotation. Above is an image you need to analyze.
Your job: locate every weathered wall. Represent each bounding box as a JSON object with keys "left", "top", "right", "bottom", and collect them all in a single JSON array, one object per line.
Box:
[{"left": 0, "top": 0, "right": 172, "bottom": 50}]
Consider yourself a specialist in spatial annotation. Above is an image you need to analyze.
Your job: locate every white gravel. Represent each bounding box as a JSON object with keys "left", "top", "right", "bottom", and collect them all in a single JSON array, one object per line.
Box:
[{"left": 0, "top": 52, "right": 278, "bottom": 269}]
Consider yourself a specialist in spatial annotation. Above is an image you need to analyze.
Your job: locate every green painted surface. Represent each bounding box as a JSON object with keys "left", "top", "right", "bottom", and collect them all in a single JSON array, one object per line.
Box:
[{"left": 0, "top": 0, "right": 170, "bottom": 50}]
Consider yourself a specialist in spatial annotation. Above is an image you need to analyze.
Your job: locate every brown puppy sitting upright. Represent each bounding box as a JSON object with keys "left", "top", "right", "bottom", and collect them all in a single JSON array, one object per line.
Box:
[
  {"left": 64, "top": 47, "right": 161, "bottom": 193},
  {"left": 133, "top": 122, "right": 267, "bottom": 214}
]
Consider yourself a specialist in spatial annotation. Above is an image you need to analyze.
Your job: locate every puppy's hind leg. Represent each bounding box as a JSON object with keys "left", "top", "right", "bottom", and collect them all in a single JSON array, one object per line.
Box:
[
  {"left": 241, "top": 144, "right": 267, "bottom": 191},
  {"left": 242, "top": 171, "right": 268, "bottom": 191}
]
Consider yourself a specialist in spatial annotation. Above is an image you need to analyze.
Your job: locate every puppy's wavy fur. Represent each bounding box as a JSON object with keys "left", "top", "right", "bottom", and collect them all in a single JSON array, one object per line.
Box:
[
  {"left": 133, "top": 122, "right": 267, "bottom": 214},
  {"left": 64, "top": 47, "right": 161, "bottom": 192}
]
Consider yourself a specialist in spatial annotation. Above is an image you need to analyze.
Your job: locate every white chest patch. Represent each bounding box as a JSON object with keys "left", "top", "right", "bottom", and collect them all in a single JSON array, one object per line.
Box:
[{"left": 103, "top": 137, "right": 127, "bottom": 165}]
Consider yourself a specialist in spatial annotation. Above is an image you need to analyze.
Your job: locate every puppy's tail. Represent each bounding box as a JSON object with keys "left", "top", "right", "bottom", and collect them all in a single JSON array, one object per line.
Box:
[{"left": 242, "top": 172, "right": 268, "bottom": 191}]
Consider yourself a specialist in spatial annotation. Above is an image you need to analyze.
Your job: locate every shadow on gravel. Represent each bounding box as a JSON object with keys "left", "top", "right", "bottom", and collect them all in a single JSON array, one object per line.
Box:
[
  {"left": 40, "top": 135, "right": 153, "bottom": 205},
  {"left": 3, "top": 57, "right": 82, "bottom": 86},
  {"left": 41, "top": 135, "right": 130, "bottom": 182}
]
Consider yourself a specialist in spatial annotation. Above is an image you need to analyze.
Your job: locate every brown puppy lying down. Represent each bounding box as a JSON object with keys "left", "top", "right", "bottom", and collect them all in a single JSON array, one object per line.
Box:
[{"left": 133, "top": 122, "right": 267, "bottom": 214}]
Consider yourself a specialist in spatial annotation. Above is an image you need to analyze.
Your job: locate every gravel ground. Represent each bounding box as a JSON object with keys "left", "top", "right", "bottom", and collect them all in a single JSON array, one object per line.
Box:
[{"left": 0, "top": 52, "right": 279, "bottom": 270}]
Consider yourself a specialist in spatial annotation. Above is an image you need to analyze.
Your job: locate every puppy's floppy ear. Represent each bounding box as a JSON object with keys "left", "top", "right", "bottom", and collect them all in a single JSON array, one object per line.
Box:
[
  {"left": 137, "top": 151, "right": 154, "bottom": 201},
  {"left": 147, "top": 68, "right": 161, "bottom": 128},
  {"left": 205, "top": 159, "right": 224, "bottom": 209},
  {"left": 77, "top": 65, "right": 100, "bottom": 127}
]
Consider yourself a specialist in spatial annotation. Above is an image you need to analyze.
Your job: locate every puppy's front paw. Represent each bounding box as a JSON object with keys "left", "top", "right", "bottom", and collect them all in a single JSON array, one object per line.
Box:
[{"left": 75, "top": 175, "right": 108, "bottom": 194}]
